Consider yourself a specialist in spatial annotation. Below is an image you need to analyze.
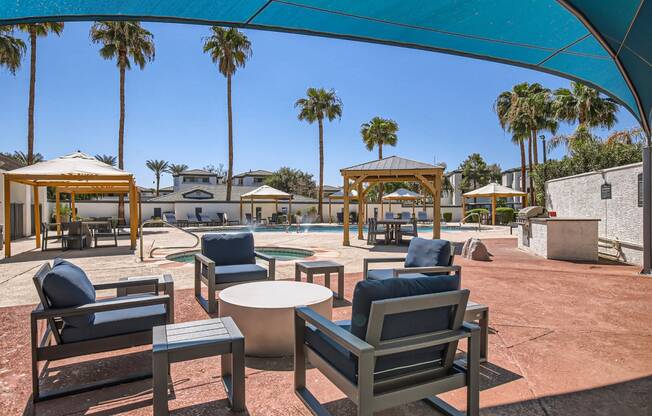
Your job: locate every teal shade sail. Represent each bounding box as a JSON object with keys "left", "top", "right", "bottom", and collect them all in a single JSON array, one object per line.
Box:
[{"left": 0, "top": 0, "right": 650, "bottom": 133}]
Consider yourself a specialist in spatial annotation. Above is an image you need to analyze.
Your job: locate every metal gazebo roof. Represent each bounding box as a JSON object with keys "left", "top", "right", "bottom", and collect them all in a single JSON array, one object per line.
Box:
[{"left": 1, "top": 1, "right": 650, "bottom": 134}]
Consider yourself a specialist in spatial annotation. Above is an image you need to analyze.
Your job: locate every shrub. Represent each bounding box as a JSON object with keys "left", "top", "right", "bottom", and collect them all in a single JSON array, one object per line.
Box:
[
  {"left": 464, "top": 208, "right": 489, "bottom": 223},
  {"left": 442, "top": 212, "right": 452, "bottom": 222},
  {"left": 495, "top": 207, "right": 515, "bottom": 224}
]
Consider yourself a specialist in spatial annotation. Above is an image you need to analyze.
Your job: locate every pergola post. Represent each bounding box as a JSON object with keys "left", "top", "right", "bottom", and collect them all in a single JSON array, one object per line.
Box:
[
  {"left": 4, "top": 175, "right": 11, "bottom": 257},
  {"left": 491, "top": 195, "right": 497, "bottom": 225},
  {"left": 357, "top": 181, "right": 364, "bottom": 240},
  {"left": 250, "top": 197, "right": 254, "bottom": 222},
  {"left": 412, "top": 200, "right": 416, "bottom": 217},
  {"left": 288, "top": 197, "right": 293, "bottom": 224},
  {"left": 33, "top": 186, "right": 41, "bottom": 248},
  {"left": 239, "top": 197, "right": 243, "bottom": 223},
  {"left": 433, "top": 173, "right": 441, "bottom": 239},
  {"left": 328, "top": 198, "right": 332, "bottom": 223},
  {"left": 55, "top": 189, "right": 61, "bottom": 235},
  {"left": 70, "top": 191, "right": 76, "bottom": 220},
  {"left": 129, "top": 181, "right": 137, "bottom": 250},
  {"left": 343, "top": 176, "right": 350, "bottom": 246},
  {"left": 462, "top": 196, "right": 466, "bottom": 220}
]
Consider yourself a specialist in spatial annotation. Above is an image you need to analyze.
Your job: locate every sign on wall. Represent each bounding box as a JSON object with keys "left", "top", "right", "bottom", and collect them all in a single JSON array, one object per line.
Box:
[{"left": 601, "top": 183, "right": 612, "bottom": 200}]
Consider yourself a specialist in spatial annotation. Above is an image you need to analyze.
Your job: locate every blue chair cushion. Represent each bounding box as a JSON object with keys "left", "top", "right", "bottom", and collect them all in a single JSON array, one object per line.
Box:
[
  {"left": 214, "top": 264, "right": 268, "bottom": 284},
  {"left": 366, "top": 268, "right": 429, "bottom": 281},
  {"left": 305, "top": 320, "right": 357, "bottom": 383},
  {"left": 201, "top": 232, "right": 255, "bottom": 266},
  {"left": 42, "top": 258, "right": 96, "bottom": 327},
  {"left": 404, "top": 238, "right": 451, "bottom": 269},
  {"left": 349, "top": 276, "right": 460, "bottom": 380},
  {"left": 60, "top": 294, "right": 167, "bottom": 343}
]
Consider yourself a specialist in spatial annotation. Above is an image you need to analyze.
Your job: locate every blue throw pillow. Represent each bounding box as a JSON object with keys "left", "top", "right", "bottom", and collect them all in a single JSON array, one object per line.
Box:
[
  {"left": 42, "top": 259, "right": 96, "bottom": 327},
  {"left": 404, "top": 238, "right": 451, "bottom": 268},
  {"left": 201, "top": 232, "right": 255, "bottom": 266}
]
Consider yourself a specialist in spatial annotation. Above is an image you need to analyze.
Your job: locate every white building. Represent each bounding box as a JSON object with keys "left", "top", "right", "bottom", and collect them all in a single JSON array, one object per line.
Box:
[
  {"left": 233, "top": 170, "right": 272, "bottom": 186},
  {"left": 173, "top": 169, "right": 221, "bottom": 191}
]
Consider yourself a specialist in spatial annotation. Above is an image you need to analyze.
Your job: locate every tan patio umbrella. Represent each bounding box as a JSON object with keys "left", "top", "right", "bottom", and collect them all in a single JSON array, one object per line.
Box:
[
  {"left": 2, "top": 151, "right": 140, "bottom": 257},
  {"left": 240, "top": 185, "right": 293, "bottom": 224},
  {"left": 382, "top": 188, "right": 423, "bottom": 216},
  {"left": 327, "top": 189, "right": 358, "bottom": 223},
  {"left": 462, "top": 182, "right": 527, "bottom": 225}
]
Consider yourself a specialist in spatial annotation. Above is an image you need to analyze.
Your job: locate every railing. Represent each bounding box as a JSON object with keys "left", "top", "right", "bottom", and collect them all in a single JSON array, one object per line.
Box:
[
  {"left": 139, "top": 218, "right": 200, "bottom": 261},
  {"left": 459, "top": 213, "right": 482, "bottom": 232}
]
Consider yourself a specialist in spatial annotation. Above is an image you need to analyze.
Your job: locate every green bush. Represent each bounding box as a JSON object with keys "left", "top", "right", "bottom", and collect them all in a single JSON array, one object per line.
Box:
[
  {"left": 442, "top": 212, "right": 452, "bottom": 222},
  {"left": 495, "top": 207, "right": 515, "bottom": 224},
  {"left": 464, "top": 208, "right": 489, "bottom": 223}
]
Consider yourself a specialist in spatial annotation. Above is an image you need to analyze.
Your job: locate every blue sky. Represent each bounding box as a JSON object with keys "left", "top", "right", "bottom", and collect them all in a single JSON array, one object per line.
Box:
[{"left": 2, "top": 22, "right": 638, "bottom": 189}]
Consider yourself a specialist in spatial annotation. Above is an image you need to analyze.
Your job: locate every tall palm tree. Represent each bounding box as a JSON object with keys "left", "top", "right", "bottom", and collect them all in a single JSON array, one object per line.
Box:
[
  {"left": 551, "top": 81, "right": 618, "bottom": 149},
  {"left": 0, "top": 26, "right": 25, "bottom": 74},
  {"left": 91, "top": 21, "right": 155, "bottom": 221},
  {"left": 146, "top": 160, "right": 169, "bottom": 196},
  {"left": 167, "top": 163, "right": 189, "bottom": 176},
  {"left": 17, "top": 23, "right": 64, "bottom": 165},
  {"left": 95, "top": 154, "right": 117, "bottom": 166},
  {"left": 495, "top": 84, "right": 529, "bottom": 195},
  {"left": 361, "top": 116, "right": 398, "bottom": 203},
  {"left": 202, "top": 27, "right": 252, "bottom": 201},
  {"left": 3, "top": 150, "right": 43, "bottom": 165},
  {"left": 295, "top": 87, "right": 343, "bottom": 221},
  {"left": 606, "top": 127, "right": 644, "bottom": 146}
]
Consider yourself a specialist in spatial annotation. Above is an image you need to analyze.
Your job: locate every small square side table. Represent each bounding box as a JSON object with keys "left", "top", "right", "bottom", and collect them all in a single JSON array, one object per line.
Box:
[{"left": 295, "top": 260, "right": 344, "bottom": 300}]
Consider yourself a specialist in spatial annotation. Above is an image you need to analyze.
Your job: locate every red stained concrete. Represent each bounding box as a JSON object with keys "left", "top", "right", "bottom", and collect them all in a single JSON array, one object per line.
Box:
[{"left": 2, "top": 238, "right": 652, "bottom": 415}]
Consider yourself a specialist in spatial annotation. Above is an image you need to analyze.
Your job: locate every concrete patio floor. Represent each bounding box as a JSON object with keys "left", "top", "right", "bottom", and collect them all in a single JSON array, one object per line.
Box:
[{"left": 1, "top": 228, "right": 651, "bottom": 415}]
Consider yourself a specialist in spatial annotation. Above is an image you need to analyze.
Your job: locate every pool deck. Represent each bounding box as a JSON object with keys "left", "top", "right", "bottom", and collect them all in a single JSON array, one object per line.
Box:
[{"left": 1, "top": 226, "right": 651, "bottom": 415}]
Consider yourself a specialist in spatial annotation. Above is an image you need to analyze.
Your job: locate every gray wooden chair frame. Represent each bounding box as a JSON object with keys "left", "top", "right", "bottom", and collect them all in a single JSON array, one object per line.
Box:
[
  {"left": 367, "top": 218, "right": 389, "bottom": 245},
  {"left": 194, "top": 251, "right": 276, "bottom": 314},
  {"left": 30, "top": 263, "right": 173, "bottom": 403},
  {"left": 294, "top": 289, "right": 479, "bottom": 416},
  {"left": 396, "top": 219, "right": 419, "bottom": 242},
  {"left": 41, "top": 222, "right": 65, "bottom": 251},
  {"left": 93, "top": 220, "right": 118, "bottom": 248},
  {"left": 363, "top": 251, "right": 460, "bottom": 280}
]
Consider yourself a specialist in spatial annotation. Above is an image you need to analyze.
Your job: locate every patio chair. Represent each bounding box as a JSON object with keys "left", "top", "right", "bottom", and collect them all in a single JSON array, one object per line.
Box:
[
  {"left": 367, "top": 218, "right": 389, "bottom": 245},
  {"left": 417, "top": 211, "right": 429, "bottom": 223},
  {"left": 213, "top": 212, "right": 226, "bottom": 225},
  {"left": 384, "top": 212, "right": 395, "bottom": 220},
  {"left": 194, "top": 232, "right": 276, "bottom": 313},
  {"left": 364, "top": 238, "right": 459, "bottom": 281},
  {"left": 337, "top": 212, "right": 344, "bottom": 224},
  {"left": 268, "top": 213, "right": 278, "bottom": 225},
  {"left": 223, "top": 212, "right": 240, "bottom": 225},
  {"left": 93, "top": 220, "right": 118, "bottom": 248},
  {"left": 41, "top": 222, "right": 64, "bottom": 251},
  {"left": 294, "top": 276, "right": 479, "bottom": 416},
  {"left": 400, "top": 211, "right": 411, "bottom": 220},
  {"left": 30, "top": 259, "right": 173, "bottom": 402},
  {"left": 197, "top": 213, "right": 214, "bottom": 225},
  {"left": 245, "top": 213, "right": 254, "bottom": 225},
  {"left": 186, "top": 213, "right": 199, "bottom": 226},
  {"left": 62, "top": 221, "right": 88, "bottom": 250},
  {"left": 162, "top": 212, "right": 177, "bottom": 225},
  {"left": 396, "top": 218, "right": 419, "bottom": 244}
]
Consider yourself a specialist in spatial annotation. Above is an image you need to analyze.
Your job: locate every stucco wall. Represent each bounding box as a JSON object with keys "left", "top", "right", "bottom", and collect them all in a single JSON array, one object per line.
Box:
[{"left": 545, "top": 162, "right": 643, "bottom": 265}]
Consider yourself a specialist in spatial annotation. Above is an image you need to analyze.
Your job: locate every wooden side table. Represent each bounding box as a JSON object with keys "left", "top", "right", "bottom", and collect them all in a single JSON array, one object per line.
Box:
[
  {"left": 152, "top": 318, "right": 245, "bottom": 415},
  {"left": 295, "top": 260, "right": 344, "bottom": 300},
  {"left": 464, "top": 301, "right": 489, "bottom": 362}
]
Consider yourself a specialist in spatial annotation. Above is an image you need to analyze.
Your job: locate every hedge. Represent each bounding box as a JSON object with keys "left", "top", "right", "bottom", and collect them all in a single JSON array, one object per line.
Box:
[
  {"left": 495, "top": 207, "right": 515, "bottom": 224},
  {"left": 442, "top": 212, "right": 452, "bottom": 222},
  {"left": 464, "top": 208, "right": 489, "bottom": 223}
]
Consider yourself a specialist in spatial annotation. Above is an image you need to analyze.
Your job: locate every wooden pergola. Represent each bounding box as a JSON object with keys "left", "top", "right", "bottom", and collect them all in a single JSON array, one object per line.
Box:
[
  {"left": 340, "top": 156, "right": 444, "bottom": 245},
  {"left": 2, "top": 152, "right": 140, "bottom": 257},
  {"left": 462, "top": 182, "right": 527, "bottom": 225},
  {"left": 382, "top": 188, "right": 423, "bottom": 216},
  {"left": 239, "top": 185, "right": 293, "bottom": 223},
  {"left": 327, "top": 189, "right": 358, "bottom": 223}
]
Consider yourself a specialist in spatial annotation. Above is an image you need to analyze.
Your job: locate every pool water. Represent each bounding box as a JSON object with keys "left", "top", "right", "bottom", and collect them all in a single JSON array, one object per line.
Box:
[
  {"left": 193, "top": 224, "right": 463, "bottom": 233},
  {"left": 167, "top": 247, "right": 315, "bottom": 263}
]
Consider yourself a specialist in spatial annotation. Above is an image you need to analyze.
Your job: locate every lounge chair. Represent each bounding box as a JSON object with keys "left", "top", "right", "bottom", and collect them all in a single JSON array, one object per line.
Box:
[
  {"left": 186, "top": 213, "right": 199, "bottom": 226},
  {"left": 30, "top": 259, "right": 173, "bottom": 402},
  {"left": 212, "top": 212, "right": 225, "bottom": 225},
  {"left": 384, "top": 212, "right": 394, "bottom": 220},
  {"left": 364, "top": 238, "right": 459, "bottom": 281},
  {"left": 417, "top": 211, "right": 429, "bottom": 223},
  {"left": 294, "top": 276, "right": 479, "bottom": 416},
  {"left": 93, "top": 219, "right": 117, "bottom": 247},
  {"left": 223, "top": 212, "right": 239, "bottom": 225},
  {"left": 194, "top": 232, "right": 276, "bottom": 313},
  {"left": 163, "top": 212, "right": 177, "bottom": 224},
  {"left": 366, "top": 218, "right": 388, "bottom": 245},
  {"left": 197, "top": 213, "right": 214, "bottom": 225},
  {"left": 400, "top": 211, "right": 411, "bottom": 220}
]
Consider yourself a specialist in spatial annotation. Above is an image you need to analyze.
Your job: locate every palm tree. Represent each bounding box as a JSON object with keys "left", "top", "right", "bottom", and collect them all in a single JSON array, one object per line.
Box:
[
  {"left": 0, "top": 26, "right": 25, "bottom": 74},
  {"left": 295, "top": 87, "right": 343, "bottom": 221},
  {"left": 3, "top": 150, "right": 43, "bottom": 165},
  {"left": 17, "top": 23, "right": 64, "bottom": 165},
  {"left": 95, "top": 154, "right": 117, "bottom": 166},
  {"left": 606, "top": 127, "right": 644, "bottom": 146},
  {"left": 495, "top": 85, "right": 529, "bottom": 196},
  {"left": 146, "top": 160, "right": 169, "bottom": 196},
  {"left": 167, "top": 163, "right": 189, "bottom": 176},
  {"left": 551, "top": 81, "right": 618, "bottom": 149},
  {"left": 361, "top": 116, "right": 398, "bottom": 203},
  {"left": 202, "top": 27, "right": 252, "bottom": 201},
  {"left": 91, "top": 21, "right": 155, "bottom": 221}
]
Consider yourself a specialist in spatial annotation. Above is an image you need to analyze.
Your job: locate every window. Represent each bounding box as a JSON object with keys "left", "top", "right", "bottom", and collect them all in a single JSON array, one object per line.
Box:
[
  {"left": 153, "top": 208, "right": 162, "bottom": 218},
  {"left": 195, "top": 207, "right": 202, "bottom": 215},
  {"left": 638, "top": 173, "right": 644, "bottom": 207},
  {"left": 254, "top": 177, "right": 263, "bottom": 183},
  {"left": 202, "top": 177, "right": 209, "bottom": 183}
]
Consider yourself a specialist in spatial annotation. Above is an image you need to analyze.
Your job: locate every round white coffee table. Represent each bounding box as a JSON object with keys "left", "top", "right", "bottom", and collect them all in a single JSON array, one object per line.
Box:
[{"left": 218, "top": 281, "right": 333, "bottom": 357}]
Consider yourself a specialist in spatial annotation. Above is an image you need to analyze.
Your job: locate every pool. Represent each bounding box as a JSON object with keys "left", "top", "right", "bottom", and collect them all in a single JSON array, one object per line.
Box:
[
  {"left": 190, "top": 224, "right": 465, "bottom": 233},
  {"left": 167, "top": 247, "right": 315, "bottom": 263}
]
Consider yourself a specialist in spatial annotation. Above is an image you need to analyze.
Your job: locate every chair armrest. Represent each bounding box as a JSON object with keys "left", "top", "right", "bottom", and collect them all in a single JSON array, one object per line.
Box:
[
  {"left": 255, "top": 251, "right": 276, "bottom": 279},
  {"left": 254, "top": 251, "right": 273, "bottom": 262},
  {"left": 392, "top": 265, "right": 461, "bottom": 277},
  {"left": 295, "top": 306, "right": 373, "bottom": 357},
  {"left": 462, "top": 321, "right": 480, "bottom": 334},
  {"left": 195, "top": 252, "right": 215, "bottom": 268},
  {"left": 363, "top": 257, "right": 406, "bottom": 279},
  {"left": 93, "top": 277, "right": 160, "bottom": 291},
  {"left": 31, "top": 294, "right": 171, "bottom": 319}
]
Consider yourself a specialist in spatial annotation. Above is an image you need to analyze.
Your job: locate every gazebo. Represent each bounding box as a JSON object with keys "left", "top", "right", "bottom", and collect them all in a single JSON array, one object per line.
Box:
[
  {"left": 239, "top": 185, "right": 293, "bottom": 223},
  {"left": 327, "top": 189, "right": 358, "bottom": 223},
  {"left": 340, "top": 156, "right": 444, "bottom": 245},
  {"left": 2, "top": 151, "right": 140, "bottom": 257},
  {"left": 382, "top": 188, "right": 423, "bottom": 216},
  {"left": 462, "top": 183, "right": 527, "bottom": 225}
]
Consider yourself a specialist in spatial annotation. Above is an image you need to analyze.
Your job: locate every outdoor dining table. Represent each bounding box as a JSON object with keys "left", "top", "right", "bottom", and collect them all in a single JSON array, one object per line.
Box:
[{"left": 376, "top": 219, "right": 410, "bottom": 245}]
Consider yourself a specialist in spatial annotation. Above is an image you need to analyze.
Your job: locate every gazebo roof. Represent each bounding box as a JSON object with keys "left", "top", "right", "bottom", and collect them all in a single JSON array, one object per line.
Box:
[
  {"left": 328, "top": 189, "right": 358, "bottom": 200},
  {"left": 7, "top": 151, "right": 128, "bottom": 178},
  {"left": 382, "top": 188, "right": 423, "bottom": 200},
  {"left": 341, "top": 156, "right": 442, "bottom": 173},
  {"left": 240, "top": 185, "right": 291, "bottom": 199},
  {"left": 463, "top": 183, "right": 526, "bottom": 197}
]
